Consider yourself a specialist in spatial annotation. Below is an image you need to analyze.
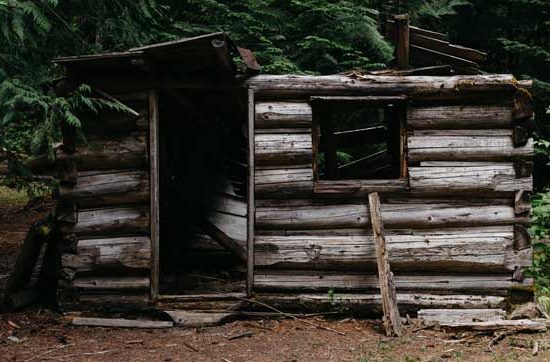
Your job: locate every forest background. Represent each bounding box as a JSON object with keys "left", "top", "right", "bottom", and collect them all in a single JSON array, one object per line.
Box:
[{"left": 1, "top": 0, "right": 550, "bottom": 296}]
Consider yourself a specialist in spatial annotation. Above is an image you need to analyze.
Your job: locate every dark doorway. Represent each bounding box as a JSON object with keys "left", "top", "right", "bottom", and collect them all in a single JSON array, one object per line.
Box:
[{"left": 158, "top": 88, "right": 248, "bottom": 296}]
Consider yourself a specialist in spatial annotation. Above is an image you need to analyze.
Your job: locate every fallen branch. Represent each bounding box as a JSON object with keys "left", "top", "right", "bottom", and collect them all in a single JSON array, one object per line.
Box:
[
  {"left": 237, "top": 297, "right": 345, "bottom": 336},
  {"left": 41, "top": 349, "right": 116, "bottom": 360},
  {"left": 24, "top": 344, "right": 74, "bottom": 362}
]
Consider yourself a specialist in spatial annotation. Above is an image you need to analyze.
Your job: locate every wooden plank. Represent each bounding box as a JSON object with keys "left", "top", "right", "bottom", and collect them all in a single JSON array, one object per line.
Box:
[
  {"left": 408, "top": 135, "right": 533, "bottom": 161},
  {"left": 255, "top": 102, "right": 312, "bottom": 129},
  {"left": 408, "top": 105, "right": 514, "bottom": 129},
  {"left": 410, "top": 34, "right": 487, "bottom": 63},
  {"left": 207, "top": 211, "right": 247, "bottom": 245},
  {"left": 256, "top": 202, "right": 527, "bottom": 230},
  {"left": 149, "top": 89, "right": 159, "bottom": 303},
  {"left": 164, "top": 311, "right": 234, "bottom": 327},
  {"left": 410, "top": 26, "right": 448, "bottom": 42},
  {"left": 256, "top": 167, "right": 314, "bottom": 198},
  {"left": 258, "top": 293, "right": 505, "bottom": 313},
  {"left": 438, "top": 319, "right": 546, "bottom": 332},
  {"left": 310, "top": 95, "right": 408, "bottom": 105},
  {"left": 61, "top": 236, "right": 150, "bottom": 273},
  {"left": 254, "top": 226, "right": 526, "bottom": 273},
  {"left": 244, "top": 74, "right": 517, "bottom": 100},
  {"left": 58, "top": 170, "right": 149, "bottom": 207},
  {"left": 61, "top": 207, "right": 149, "bottom": 237},
  {"left": 368, "top": 192, "right": 402, "bottom": 336},
  {"left": 313, "top": 179, "right": 407, "bottom": 196},
  {"left": 72, "top": 317, "right": 173, "bottom": 329},
  {"left": 408, "top": 165, "right": 533, "bottom": 193},
  {"left": 247, "top": 88, "right": 255, "bottom": 297},
  {"left": 254, "top": 272, "right": 532, "bottom": 295},
  {"left": 255, "top": 133, "right": 312, "bottom": 167},
  {"left": 67, "top": 276, "right": 150, "bottom": 291},
  {"left": 410, "top": 45, "right": 479, "bottom": 69},
  {"left": 199, "top": 219, "right": 246, "bottom": 263},
  {"left": 417, "top": 309, "right": 505, "bottom": 324}
]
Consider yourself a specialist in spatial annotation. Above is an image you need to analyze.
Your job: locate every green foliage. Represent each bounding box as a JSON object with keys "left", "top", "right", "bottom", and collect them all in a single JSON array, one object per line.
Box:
[
  {"left": 529, "top": 242, "right": 550, "bottom": 296},
  {"left": 530, "top": 191, "right": 550, "bottom": 240}
]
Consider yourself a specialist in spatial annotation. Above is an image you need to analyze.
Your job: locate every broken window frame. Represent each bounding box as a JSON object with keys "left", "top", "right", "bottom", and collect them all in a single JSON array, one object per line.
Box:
[{"left": 311, "top": 96, "right": 408, "bottom": 191}]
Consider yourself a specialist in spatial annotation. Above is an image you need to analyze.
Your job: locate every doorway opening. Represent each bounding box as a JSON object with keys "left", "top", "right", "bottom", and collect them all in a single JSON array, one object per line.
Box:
[{"left": 157, "top": 88, "right": 248, "bottom": 296}]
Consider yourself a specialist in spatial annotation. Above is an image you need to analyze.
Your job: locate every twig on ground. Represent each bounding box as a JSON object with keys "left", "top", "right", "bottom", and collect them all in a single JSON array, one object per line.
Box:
[
  {"left": 182, "top": 341, "right": 198, "bottom": 352},
  {"left": 237, "top": 297, "right": 345, "bottom": 336},
  {"left": 24, "top": 343, "right": 74, "bottom": 362},
  {"left": 227, "top": 331, "right": 253, "bottom": 340},
  {"left": 40, "top": 349, "right": 116, "bottom": 360},
  {"left": 412, "top": 323, "right": 437, "bottom": 332}
]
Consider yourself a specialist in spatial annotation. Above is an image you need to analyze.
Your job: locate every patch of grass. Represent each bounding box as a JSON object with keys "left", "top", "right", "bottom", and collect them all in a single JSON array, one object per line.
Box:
[{"left": 0, "top": 186, "right": 29, "bottom": 208}]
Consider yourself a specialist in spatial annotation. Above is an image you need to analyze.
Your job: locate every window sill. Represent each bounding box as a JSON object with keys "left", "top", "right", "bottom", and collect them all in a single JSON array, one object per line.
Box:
[{"left": 313, "top": 179, "right": 408, "bottom": 196}]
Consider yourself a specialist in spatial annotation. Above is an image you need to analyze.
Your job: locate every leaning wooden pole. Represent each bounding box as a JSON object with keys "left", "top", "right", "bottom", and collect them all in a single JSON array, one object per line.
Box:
[{"left": 368, "top": 192, "right": 402, "bottom": 337}]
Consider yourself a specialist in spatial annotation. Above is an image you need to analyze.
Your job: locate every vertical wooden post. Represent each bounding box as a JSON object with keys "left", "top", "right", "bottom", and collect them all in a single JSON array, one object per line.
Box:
[
  {"left": 149, "top": 89, "right": 160, "bottom": 303},
  {"left": 368, "top": 192, "right": 402, "bottom": 337},
  {"left": 322, "top": 112, "right": 338, "bottom": 180},
  {"left": 246, "top": 88, "right": 256, "bottom": 297},
  {"left": 393, "top": 14, "right": 410, "bottom": 69}
]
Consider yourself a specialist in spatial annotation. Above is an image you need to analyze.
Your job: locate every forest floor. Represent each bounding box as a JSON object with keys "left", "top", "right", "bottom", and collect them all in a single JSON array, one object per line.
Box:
[{"left": 1, "top": 187, "right": 550, "bottom": 361}]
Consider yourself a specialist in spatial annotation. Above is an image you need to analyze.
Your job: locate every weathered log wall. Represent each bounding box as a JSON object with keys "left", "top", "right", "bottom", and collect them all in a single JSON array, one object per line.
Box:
[
  {"left": 250, "top": 74, "right": 533, "bottom": 310},
  {"left": 57, "top": 91, "right": 152, "bottom": 307}
]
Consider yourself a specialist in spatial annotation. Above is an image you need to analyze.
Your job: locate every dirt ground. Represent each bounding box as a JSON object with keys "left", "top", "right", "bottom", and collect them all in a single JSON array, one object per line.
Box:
[{"left": 1, "top": 188, "right": 550, "bottom": 361}]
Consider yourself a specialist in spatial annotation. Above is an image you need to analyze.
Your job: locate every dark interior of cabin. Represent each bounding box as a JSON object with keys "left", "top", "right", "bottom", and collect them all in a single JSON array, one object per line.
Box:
[{"left": 158, "top": 88, "right": 248, "bottom": 295}]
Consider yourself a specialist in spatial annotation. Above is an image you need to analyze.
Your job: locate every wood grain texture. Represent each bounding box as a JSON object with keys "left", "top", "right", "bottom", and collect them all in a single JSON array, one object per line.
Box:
[
  {"left": 61, "top": 236, "right": 150, "bottom": 273},
  {"left": 256, "top": 167, "right": 314, "bottom": 197},
  {"left": 408, "top": 165, "right": 532, "bottom": 193},
  {"left": 255, "top": 102, "right": 312, "bottom": 129},
  {"left": 408, "top": 105, "right": 513, "bottom": 129},
  {"left": 255, "top": 133, "right": 312, "bottom": 166},
  {"left": 61, "top": 207, "right": 149, "bottom": 237},
  {"left": 255, "top": 226, "right": 530, "bottom": 272},
  {"left": 254, "top": 271, "right": 532, "bottom": 295}
]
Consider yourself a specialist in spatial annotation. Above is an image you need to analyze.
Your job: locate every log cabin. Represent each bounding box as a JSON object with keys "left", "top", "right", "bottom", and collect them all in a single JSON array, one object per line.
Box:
[{"left": 50, "top": 31, "right": 534, "bottom": 318}]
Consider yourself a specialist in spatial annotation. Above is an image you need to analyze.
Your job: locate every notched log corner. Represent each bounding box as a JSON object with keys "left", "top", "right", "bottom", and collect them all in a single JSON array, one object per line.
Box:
[
  {"left": 514, "top": 190, "right": 532, "bottom": 215},
  {"left": 513, "top": 160, "right": 534, "bottom": 179}
]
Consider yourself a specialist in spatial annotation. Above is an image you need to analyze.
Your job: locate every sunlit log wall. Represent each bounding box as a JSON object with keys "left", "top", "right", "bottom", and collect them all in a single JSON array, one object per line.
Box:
[{"left": 246, "top": 74, "right": 534, "bottom": 313}]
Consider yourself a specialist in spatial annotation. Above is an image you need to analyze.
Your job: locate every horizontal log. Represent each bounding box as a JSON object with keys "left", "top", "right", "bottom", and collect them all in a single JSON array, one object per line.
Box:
[
  {"left": 255, "top": 102, "right": 312, "bottom": 129},
  {"left": 65, "top": 276, "right": 150, "bottom": 291},
  {"left": 255, "top": 133, "right": 312, "bottom": 166},
  {"left": 256, "top": 201, "right": 528, "bottom": 230},
  {"left": 83, "top": 108, "right": 148, "bottom": 135},
  {"left": 409, "top": 165, "right": 533, "bottom": 193},
  {"left": 254, "top": 271, "right": 532, "bottom": 295},
  {"left": 417, "top": 309, "right": 505, "bottom": 324},
  {"left": 408, "top": 105, "right": 514, "bottom": 129},
  {"left": 61, "top": 207, "right": 149, "bottom": 237},
  {"left": 58, "top": 135, "right": 147, "bottom": 171},
  {"left": 72, "top": 317, "right": 172, "bottom": 329},
  {"left": 244, "top": 74, "right": 518, "bottom": 100},
  {"left": 255, "top": 168, "right": 314, "bottom": 197},
  {"left": 408, "top": 134, "right": 533, "bottom": 162},
  {"left": 58, "top": 170, "right": 149, "bottom": 207},
  {"left": 256, "top": 293, "right": 506, "bottom": 314},
  {"left": 313, "top": 179, "right": 408, "bottom": 196},
  {"left": 255, "top": 226, "right": 530, "bottom": 273},
  {"left": 61, "top": 236, "right": 151, "bottom": 273}
]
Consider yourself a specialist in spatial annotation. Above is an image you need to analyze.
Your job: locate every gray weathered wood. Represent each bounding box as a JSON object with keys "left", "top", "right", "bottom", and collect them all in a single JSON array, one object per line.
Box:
[
  {"left": 256, "top": 168, "right": 314, "bottom": 197},
  {"left": 164, "top": 310, "right": 235, "bottom": 327},
  {"left": 247, "top": 88, "right": 256, "bottom": 296},
  {"left": 256, "top": 202, "right": 528, "bottom": 230},
  {"left": 408, "top": 135, "right": 533, "bottom": 161},
  {"left": 57, "top": 135, "right": 147, "bottom": 171},
  {"left": 417, "top": 309, "right": 505, "bottom": 324},
  {"left": 67, "top": 276, "right": 150, "bottom": 291},
  {"left": 255, "top": 133, "right": 312, "bottom": 166},
  {"left": 254, "top": 272, "right": 532, "bottom": 295},
  {"left": 244, "top": 74, "right": 518, "bottom": 100},
  {"left": 408, "top": 105, "right": 514, "bottom": 129},
  {"left": 58, "top": 170, "right": 149, "bottom": 207},
  {"left": 149, "top": 89, "right": 159, "bottom": 302},
  {"left": 61, "top": 236, "right": 151, "bottom": 273},
  {"left": 254, "top": 226, "right": 528, "bottom": 273},
  {"left": 408, "top": 165, "right": 533, "bottom": 193},
  {"left": 313, "top": 179, "right": 408, "bottom": 196},
  {"left": 72, "top": 317, "right": 172, "bottom": 328},
  {"left": 368, "top": 192, "right": 402, "bottom": 336},
  {"left": 255, "top": 102, "right": 312, "bottom": 129},
  {"left": 61, "top": 207, "right": 149, "bottom": 237},
  {"left": 257, "top": 293, "right": 506, "bottom": 313},
  {"left": 199, "top": 219, "right": 246, "bottom": 262},
  {"left": 438, "top": 319, "right": 546, "bottom": 332}
]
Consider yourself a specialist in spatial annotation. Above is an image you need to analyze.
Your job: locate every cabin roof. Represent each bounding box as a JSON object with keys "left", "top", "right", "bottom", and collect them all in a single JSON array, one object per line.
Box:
[{"left": 54, "top": 32, "right": 260, "bottom": 77}]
